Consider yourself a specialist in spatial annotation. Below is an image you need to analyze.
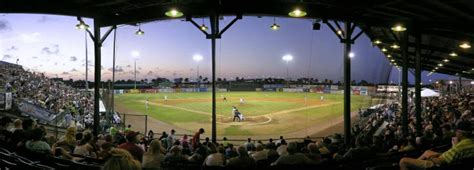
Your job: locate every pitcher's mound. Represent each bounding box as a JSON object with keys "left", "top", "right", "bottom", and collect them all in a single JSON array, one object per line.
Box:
[{"left": 217, "top": 115, "right": 272, "bottom": 126}]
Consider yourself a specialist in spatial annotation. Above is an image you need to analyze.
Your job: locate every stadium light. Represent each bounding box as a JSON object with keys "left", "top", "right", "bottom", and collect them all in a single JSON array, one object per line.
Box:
[
  {"left": 459, "top": 42, "right": 471, "bottom": 49},
  {"left": 131, "top": 50, "right": 140, "bottom": 59},
  {"left": 193, "top": 54, "right": 203, "bottom": 84},
  {"left": 288, "top": 8, "right": 307, "bottom": 17},
  {"left": 471, "top": 81, "right": 474, "bottom": 85},
  {"left": 282, "top": 55, "right": 293, "bottom": 62},
  {"left": 131, "top": 50, "right": 140, "bottom": 89},
  {"left": 193, "top": 54, "right": 203, "bottom": 62},
  {"left": 165, "top": 9, "right": 183, "bottom": 18},
  {"left": 282, "top": 55, "right": 293, "bottom": 85},
  {"left": 391, "top": 24, "right": 407, "bottom": 32},
  {"left": 449, "top": 81, "right": 453, "bottom": 84},
  {"left": 349, "top": 52, "right": 355, "bottom": 58}
]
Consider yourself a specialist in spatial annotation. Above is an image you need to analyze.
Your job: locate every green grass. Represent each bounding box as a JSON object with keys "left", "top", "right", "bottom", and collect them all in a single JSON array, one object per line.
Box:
[{"left": 115, "top": 92, "right": 378, "bottom": 136}]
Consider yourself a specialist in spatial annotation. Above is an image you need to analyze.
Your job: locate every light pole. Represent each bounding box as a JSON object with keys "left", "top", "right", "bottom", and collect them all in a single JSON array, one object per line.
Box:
[
  {"left": 282, "top": 55, "right": 293, "bottom": 87},
  {"left": 131, "top": 51, "right": 140, "bottom": 89},
  {"left": 193, "top": 54, "right": 203, "bottom": 88}
]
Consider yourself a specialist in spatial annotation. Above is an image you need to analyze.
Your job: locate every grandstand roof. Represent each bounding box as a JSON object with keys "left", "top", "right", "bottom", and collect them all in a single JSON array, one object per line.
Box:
[{"left": 1, "top": 0, "right": 473, "bottom": 78}]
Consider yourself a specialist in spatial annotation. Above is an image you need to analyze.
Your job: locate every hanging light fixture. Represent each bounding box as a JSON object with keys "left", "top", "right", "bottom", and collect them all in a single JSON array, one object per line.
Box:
[
  {"left": 373, "top": 40, "right": 382, "bottom": 44},
  {"left": 135, "top": 23, "right": 144, "bottom": 35},
  {"left": 270, "top": 17, "right": 280, "bottom": 30},
  {"left": 165, "top": 8, "right": 183, "bottom": 18},
  {"left": 381, "top": 48, "right": 388, "bottom": 52},
  {"left": 387, "top": 54, "right": 391, "bottom": 58},
  {"left": 76, "top": 20, "right": 89, "bottom": 30},
  {"left": 288, "top": 8, "right": 307, "bottom": 17},
  {"left": 459, "top": 42, "right": 471, "bottom": 49},
  {"left": 391, "top": 24, "right": 407, "bottom": 32},
  {"left": 390, "top": 44, "right": 400, "bottom": 49},
  {"left": 200, "top": 18, "right": 208, "bottom": 31},
  {"left": 449, "top": 52, "right": 458, "bottom": 57},
  {"left": 443, "top": 59, "right": 449, "bottom": 63},
  {"left": 437, "top": 63, "right": 443, "bottom": 67}
]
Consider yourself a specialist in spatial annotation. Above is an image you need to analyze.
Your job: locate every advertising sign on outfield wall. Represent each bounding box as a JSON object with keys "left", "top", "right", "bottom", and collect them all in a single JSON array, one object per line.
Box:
[
  {"left": 159, "top": 88, "right": 175, "bottom": 93},
  {"left": 282, "top": 88, "right": 304, "bottom": 92}
]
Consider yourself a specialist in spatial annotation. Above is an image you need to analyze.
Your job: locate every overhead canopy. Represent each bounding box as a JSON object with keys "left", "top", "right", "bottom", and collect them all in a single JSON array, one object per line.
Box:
[
  {"left": 1, "top": 0, "right": 473, "bottom": 78},
  {"left": 421, "top": 88, "right": 440, "bottom": 97}
]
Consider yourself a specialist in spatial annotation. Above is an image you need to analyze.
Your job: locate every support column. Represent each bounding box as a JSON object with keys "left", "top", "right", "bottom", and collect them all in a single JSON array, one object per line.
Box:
[
  {"left": 343, "top": 21, "right": 352, "bottom": 145},
  {"left": 415, "top": 33, "right": 422, "bottom": 136},
  {"left": 401, "top": 31, "right": 409, "bottom": 137},
  {"left": 458, "top": 76, "right": 462, "bottom": 92},
  {"left": 93, "top": 20, "right": 102, "bottom": 136},
  {"left": 210, "top": 15, "right": 218, "bottom": 144}
]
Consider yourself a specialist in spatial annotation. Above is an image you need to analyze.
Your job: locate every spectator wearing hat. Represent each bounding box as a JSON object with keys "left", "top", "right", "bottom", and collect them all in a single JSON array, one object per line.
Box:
[
  {"left": 118, "top": 131, "right": 145, "bottom": 162},
  {"left": 399, "top": 121, "right": 474, "bottom": 170}
]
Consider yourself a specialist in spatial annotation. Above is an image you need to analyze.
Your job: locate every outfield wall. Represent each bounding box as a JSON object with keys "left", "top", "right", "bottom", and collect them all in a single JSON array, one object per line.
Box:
[{"left": 115, "top": 86, "right": 376, "bottom": 96}]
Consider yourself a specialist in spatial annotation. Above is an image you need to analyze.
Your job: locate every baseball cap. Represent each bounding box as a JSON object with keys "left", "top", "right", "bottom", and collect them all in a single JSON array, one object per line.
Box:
[{"left": 125, "top": 131, "right": 139, "bottom": 141}]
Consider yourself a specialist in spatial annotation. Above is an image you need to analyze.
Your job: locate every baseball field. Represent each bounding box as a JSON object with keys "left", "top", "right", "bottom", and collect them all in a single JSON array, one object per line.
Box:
[{"left": 114, "top": 92, "right": 379, "bottom": 138}]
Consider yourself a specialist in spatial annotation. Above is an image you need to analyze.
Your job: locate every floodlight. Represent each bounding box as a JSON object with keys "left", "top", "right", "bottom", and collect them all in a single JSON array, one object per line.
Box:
[
  {"left": 459, "top": 42, "right": 471, "bottom": 49},
  {"left": 193, "top": 54, "right": 203, "bottom": 61},
  {"left": 165, "top": 9, "right": 183, "bottom": 18},
  {"left": 282, "top": 55, "right": 293, "bottom": 62},
  {"left": 391, "top": 24, "right": 407, "bottom": 32},
  {"left": 449, "top": 52, "right": 458, "bottom": 57},
  {"left": 288, "top": 9, "right": 307, "bottom": 17},
  {"left": 76, "top": 20, "right": 89, "bottom": 30},
  {"left": 349, "top": 52, "right": 355, "bottom": 58},
  {"left": 373, "top": 40, "right": 382, "bottom": 44},
  {"left": 390, "top": 44, "right": 400, "bottom": 49}
]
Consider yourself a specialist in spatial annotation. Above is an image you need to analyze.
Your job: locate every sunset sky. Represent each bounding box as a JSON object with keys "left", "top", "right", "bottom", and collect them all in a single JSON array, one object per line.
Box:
[{"left": 0, "top": 14, "right": 455, "bottom": 84}]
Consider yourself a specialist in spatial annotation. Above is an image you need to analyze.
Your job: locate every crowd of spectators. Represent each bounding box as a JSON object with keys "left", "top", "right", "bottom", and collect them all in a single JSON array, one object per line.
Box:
[{"left": 1, "top": 62, "right": 96, "bottom": 128}]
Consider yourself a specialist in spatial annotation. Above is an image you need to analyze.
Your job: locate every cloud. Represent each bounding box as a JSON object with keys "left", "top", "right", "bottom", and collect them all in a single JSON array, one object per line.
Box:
[
  {"left": 38, "top": 16, "right": 56, "bottom": 23},
  {"left": 70, "top": 56, "right": 77, "bottom": 61},
  {"left": 62, "top": 72, "right": 69, "bottom": 75},
  {"left": 138, "top": 67, "right": 142, "bottom": 70},
  {"left": 54, "top": 62, "right": 58, "bottom": 66},
  {"left": 128, "top": 70, "right": 140, "bottom": 75},
  {"left": 71, "top": 68, "right": 78, "bottom": 72},
  {"left": 108, "top": 66, "right": 124, "bottom": 72},
  {"left": 0, "top": 19, "right": 11, "bottom": 31},
  {"left": 146, "top": 71, "right": 153, "bottom": 76},
  {"left": 81, "top": 60, "right": 93, "bottom": 67},
  {"left": 41, "top": 44, "right": 59, "bottom": 55},
  {"left": 32, "top": 56, "right": 38, "bottom": 59},
  {"left": 126, "top": 65, "right": 131, "bottom": 68},
  {"left": 5, "top": 46, "right": 18, "bottom": 52},
  {"left": 2, "top": 54, "right": 12, "bottom": 60},
  {"left": 20, "top": 32, "right": 41, "bottom": 43}
]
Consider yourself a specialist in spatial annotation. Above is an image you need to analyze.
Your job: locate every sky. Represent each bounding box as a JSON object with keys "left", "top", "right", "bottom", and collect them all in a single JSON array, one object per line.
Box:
[{"left": 0, "top": 14, "right": 457, "bottom": 84}]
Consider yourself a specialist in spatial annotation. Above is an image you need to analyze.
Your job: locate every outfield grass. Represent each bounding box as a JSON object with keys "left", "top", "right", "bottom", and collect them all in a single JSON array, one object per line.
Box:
[{"left": 115, "top": 92, "right": 378, "bottom": 137}]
